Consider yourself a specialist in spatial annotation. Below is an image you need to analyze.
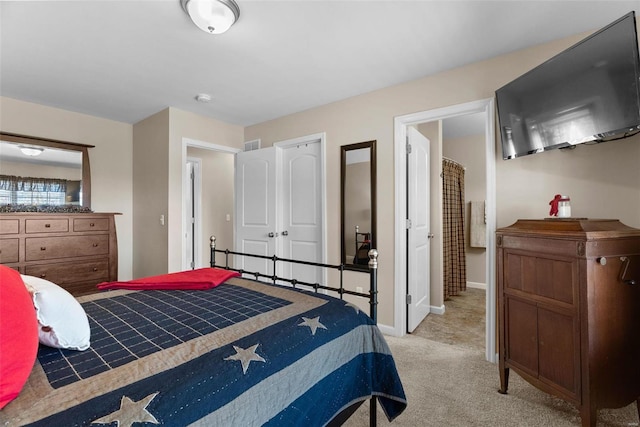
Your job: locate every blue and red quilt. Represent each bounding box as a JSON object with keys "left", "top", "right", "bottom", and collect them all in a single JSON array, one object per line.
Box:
[{"left": 1, "top": 277, "right": 406, "bottom": 426}]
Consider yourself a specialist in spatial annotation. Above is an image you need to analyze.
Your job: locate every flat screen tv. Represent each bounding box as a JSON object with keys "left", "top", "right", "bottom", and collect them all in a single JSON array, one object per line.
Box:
[{"left": 496, "top": 11, "right": 640, "bottom": 160}]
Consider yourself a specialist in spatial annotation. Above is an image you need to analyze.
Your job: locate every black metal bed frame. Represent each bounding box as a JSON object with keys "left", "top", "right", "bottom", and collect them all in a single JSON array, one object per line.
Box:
[{"left": 209, "top": 236, "right": 380, "bottom": 426}]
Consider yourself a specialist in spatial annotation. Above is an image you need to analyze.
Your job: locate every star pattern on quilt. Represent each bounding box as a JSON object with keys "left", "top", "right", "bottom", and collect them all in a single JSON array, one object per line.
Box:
[
  {"left": 345, "top": 301, "right": 361, "bottom": 314},
  {"left": 298, "top": 316, "right": 327, "bottom": 335},
  {"left": 91, "top": 393, "right": 159, "bottom": 427},
  {"left": 225, "top": 344, "right": 266, "bottom": 374}
]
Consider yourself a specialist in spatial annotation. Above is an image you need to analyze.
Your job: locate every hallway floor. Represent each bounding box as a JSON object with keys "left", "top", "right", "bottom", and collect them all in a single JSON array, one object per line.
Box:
[{"left": 411, "top": 287, "right": 485, "bottom": 351}]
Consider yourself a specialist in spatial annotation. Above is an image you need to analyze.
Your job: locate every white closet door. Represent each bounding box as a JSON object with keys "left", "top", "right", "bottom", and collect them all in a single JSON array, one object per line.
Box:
[
  {"left": 235, "top": 147, "right": 277, "bottom": 276},
  {"left": 280, "top": 142, "right": 323, "bottom": 287},
  {"left": 407, "top": 126, "right": 431, "bottom": 332}
]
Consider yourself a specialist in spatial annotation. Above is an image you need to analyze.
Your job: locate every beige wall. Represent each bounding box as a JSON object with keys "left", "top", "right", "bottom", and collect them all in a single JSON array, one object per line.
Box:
[
  {"left": 187, "top": 147, "right": 235, "bottom": 264},
  {"left": 0, "top": 160, "right": 81, "bottom": 181},
  {"left": 132, "top": 109, "right": 170, "bottom": 278},
  {"left": 443, "top": 133, "right": 487, "bottom": 285},
  {"left": 245, "top": 29, "right": 640, "bottom": 327},
  {"left": 0, "top": 96, "right": 134, "bottom": 280}
]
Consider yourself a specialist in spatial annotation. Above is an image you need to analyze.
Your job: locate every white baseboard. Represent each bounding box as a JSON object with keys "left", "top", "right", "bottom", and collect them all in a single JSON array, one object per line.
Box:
[
  {"left": 430, "top": 304, "right": 445, "bottom": 315},
  {"left": 467, "top": 281, "right": 486, "bottom": 290},
  {"left": 378, "top": 323, "right": 400, "bottom": 337}
]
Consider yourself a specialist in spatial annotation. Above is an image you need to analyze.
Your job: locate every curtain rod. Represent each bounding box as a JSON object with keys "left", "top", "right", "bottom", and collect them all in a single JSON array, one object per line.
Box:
[{"left": 442, "top": 156, "right": 466, "bottom": 170}]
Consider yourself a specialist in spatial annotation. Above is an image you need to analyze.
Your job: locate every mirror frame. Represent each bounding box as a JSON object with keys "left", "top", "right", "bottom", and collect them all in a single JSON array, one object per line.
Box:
[
  {"left": 340, "top": 140, "right": 376, "bottom": 270},
  {"left": 0, "top": 132, "right": 94, "bottom": 208}
]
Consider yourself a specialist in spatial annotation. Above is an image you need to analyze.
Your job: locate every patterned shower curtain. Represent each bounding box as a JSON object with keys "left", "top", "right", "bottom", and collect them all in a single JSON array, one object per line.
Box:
[{"left": 442, "top": 158, "right": 466, "bottom": 299}]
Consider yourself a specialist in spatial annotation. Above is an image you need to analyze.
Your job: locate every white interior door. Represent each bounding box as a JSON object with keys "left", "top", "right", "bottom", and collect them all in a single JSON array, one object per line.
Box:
[
  {"left": 280, "top": 142, "right": 323, "bottom": 287},
  {"left": 235, "top": 147, "right": 277, "bottom": 276},
  {"left": 407, "top": 126, "right": 431, "bottom": 332}
]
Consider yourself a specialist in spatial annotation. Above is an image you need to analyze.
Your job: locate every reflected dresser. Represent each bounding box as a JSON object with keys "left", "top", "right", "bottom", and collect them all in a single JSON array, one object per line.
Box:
[
  {"left": 497, "top": 219, "right": 640, "bottom": 427},
  {"left": 0, "top": 212, "right": 118, "bottom": 296}
]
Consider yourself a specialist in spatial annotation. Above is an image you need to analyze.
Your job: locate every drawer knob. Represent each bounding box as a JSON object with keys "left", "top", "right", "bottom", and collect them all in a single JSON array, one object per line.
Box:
[
  {"left": 40, "top": 274, "right": 46, "bottom": 278},
  {"left": 40, "top": 247, "right": 46, "bottom": 251},
  {"left": 45, "top": 223, "right": 51, "bottom": 228},
  {"left": 93, "top": 267, "right": 98, "bottom": 272},
  {"left": 90, "top": 223, "right": 95, "bottom": 227},
  {"left": 92, "top": 243, "right": 99, "bottom": 247}
]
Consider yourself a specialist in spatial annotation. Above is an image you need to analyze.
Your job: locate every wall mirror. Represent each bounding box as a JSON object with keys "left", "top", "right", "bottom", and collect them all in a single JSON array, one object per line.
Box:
[
  {"left": 341, "top": 140, "right": 376, "bottom": 270},
  {"left": 0, "top": 132, "right": 93, "bottom": 209}
]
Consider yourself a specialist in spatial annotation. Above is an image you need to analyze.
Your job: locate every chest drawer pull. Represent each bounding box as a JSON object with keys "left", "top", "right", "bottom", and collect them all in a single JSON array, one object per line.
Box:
[
  {"left": 40, "top": 274, "right": 46, "bottom": 278},
  {"left": 45, "top": 223, "right": 51, "bottom": 228},
  {"left": 40, "top": 246, "right": 47, "bottom": 251},
  {"left": 93, "top": 267, "right": 98, "bottom": 272},
  {"left": 92, "top": 243, "right": 99, "bottom": 247},
  {"left": 90, "top": 223, "right": 95, "bottom": 227}
]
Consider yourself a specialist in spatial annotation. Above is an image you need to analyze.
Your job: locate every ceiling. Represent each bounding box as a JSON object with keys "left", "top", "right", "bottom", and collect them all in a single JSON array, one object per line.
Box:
[{"left": 2, "top": 1, "right": 640, "bottom": 127}]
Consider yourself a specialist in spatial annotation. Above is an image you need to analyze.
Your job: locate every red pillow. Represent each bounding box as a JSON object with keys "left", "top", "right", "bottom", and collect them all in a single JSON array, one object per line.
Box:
[{"left": 0, "top": 265, "right": 39, "bottom": 409}]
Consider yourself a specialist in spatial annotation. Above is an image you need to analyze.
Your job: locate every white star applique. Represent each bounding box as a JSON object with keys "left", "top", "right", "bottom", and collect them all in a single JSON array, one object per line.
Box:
[
  {"left": 298, "top": 316, "right": 327, "bottom": 335},
  {"left": 224, "top": 344, "right": 266, "bottom": 374},
  {"left": 345, "top": 302, "right": 361, "bottom": 314},
  {"left": 91, "top": 393, "right": 159, "bottom": 427}
]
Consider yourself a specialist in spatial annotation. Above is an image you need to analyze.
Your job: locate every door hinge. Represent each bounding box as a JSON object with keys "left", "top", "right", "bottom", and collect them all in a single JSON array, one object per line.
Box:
[
  {"left": 406, "top": 142, "right": 412, "bottom": 154},
  {"left": 406, "top": 219, "right": 412, "bottom": 229},
  {"left": 406, "top": 294, "right": 412, "bottom": 305},
  {"left": 190, "top": 261, "right": 195, "bottom": 269}
]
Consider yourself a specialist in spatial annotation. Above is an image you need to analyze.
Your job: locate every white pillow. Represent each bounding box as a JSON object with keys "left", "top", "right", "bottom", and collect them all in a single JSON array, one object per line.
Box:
[{"left": 20, "top": 275, "right": 91, "bottom": 351}]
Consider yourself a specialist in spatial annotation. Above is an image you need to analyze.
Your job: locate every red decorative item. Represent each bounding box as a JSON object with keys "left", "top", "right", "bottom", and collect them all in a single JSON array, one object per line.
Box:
[{"left": 549, "top": 194, "right": 562, "bottom": 216}]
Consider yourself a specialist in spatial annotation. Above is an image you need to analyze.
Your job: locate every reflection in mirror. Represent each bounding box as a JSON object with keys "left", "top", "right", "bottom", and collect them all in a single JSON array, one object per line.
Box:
[
  {"left": 341, "top": 140, "right": 376, "bottom": 270},
  {"left": 0, "top": 132, "right": 93, "bottom": 209}
]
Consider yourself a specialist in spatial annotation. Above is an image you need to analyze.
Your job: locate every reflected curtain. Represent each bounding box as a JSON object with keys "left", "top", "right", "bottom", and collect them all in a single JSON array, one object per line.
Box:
[
  {"left": 0, "top": 175, "right": 67, "bottom": 192},
  {"left": 442, "top": 159, "right": 466, "bottom": 299}
]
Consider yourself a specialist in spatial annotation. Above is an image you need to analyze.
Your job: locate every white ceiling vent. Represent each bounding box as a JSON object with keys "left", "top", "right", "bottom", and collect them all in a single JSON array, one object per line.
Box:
[{"left": 244, "top": 139, "right": 261, "bottom": 152}]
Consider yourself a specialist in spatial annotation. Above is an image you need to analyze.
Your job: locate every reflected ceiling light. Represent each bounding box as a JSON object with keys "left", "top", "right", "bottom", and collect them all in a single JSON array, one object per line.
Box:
[
  {"left": 19, "top": 146, "right": 44, "bottom": 157},
  {"left": 180, "top": 0, "right": 240, "bottom": 34}
]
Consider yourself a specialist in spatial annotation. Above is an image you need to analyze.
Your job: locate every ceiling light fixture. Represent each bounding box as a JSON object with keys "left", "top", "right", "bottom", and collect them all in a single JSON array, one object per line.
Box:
[
  {"left": 180, "top": 0, "right": 240, "bottom": 35},
  {"left": 19, "top": 146, "right": 44, "bottom": 157}
]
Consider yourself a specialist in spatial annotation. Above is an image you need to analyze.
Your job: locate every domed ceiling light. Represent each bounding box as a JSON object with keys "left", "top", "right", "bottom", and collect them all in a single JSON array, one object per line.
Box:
[
  {"left": 180, "top": 0, "right": 240, "bottom": 34},
  {"left": 19, "top": 146, "right": 44, "bottom": 157}
]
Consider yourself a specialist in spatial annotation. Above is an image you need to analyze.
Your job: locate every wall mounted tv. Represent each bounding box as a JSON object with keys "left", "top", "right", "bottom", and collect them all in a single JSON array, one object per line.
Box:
[{"left": 496, "top": 11, "right": 640, "bottom": 160}]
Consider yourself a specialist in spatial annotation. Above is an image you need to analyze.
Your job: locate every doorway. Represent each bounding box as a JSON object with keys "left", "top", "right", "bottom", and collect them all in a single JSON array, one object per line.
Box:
[
  {"left": 393, "top": 98, "right": 497, "bottom": 363},
  {"left": 181, "top": 138, "right": 241, "bottom": 271}
]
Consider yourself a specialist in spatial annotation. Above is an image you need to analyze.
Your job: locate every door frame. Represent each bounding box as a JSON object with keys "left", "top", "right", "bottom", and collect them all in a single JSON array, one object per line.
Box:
[
  {"left": 184, "top": 157, "right": 202, "bottom": 270},
  {"left": 181, "top": 137, "right": 241, "bottom": 271},
  {"left": 393, "top": 98, "right": 497, "bottom": 363}
]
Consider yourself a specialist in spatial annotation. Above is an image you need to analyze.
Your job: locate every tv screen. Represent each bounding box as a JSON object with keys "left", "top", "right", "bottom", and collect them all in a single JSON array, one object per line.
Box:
[{"left": 496, "top": 11, "right": 640, "bottom": 159}]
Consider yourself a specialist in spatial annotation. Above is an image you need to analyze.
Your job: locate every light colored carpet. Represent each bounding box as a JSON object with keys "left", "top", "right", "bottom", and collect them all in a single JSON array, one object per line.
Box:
[
  {"left": 344, "top": 288, "right": 639, "bottom": 426},
  {"left": 344, "top": 335, "right": 638, "bottom": 426}
]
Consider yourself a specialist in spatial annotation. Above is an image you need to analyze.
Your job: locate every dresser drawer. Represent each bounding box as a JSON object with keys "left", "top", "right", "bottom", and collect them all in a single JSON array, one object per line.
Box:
[
  {"left": 25, "top": 259, "right": 109, "bottom": 287},
  {"left": 73, "top": 218, "right": 110, "bottom": 232},
  {"left": 0, "top": 238, "right": 19, "bottom": 263},
  {"left": 25, "top": 235, "right": 109, "bottom": 261},
  {"left": 0, "top": 219, "right": 19, "bottom": 234},
  {"left": 25, "top": 218, "right": 69, "bottom": 233}
]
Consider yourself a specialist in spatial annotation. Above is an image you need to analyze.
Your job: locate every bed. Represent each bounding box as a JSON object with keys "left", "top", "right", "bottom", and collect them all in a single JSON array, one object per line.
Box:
[{"left": 0, "top": 237, "right": 406, "bottom": 426}]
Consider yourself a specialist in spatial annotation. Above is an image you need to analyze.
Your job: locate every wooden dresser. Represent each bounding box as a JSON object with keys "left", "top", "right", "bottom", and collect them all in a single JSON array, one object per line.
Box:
[
  {"left": 0, "top": 212, "right": 118, "bottom": 296},
  {"left": 496, "top": 219, "right": 640, "bottom": 427}
]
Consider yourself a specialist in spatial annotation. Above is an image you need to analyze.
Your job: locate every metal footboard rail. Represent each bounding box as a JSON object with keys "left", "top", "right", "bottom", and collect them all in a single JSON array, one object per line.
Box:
[
  {"left": 209, "top": 236, "right": 378, "bottom": 323},
  {"left": 209, "top": 236, "right": 379, "bottom": 427}
]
